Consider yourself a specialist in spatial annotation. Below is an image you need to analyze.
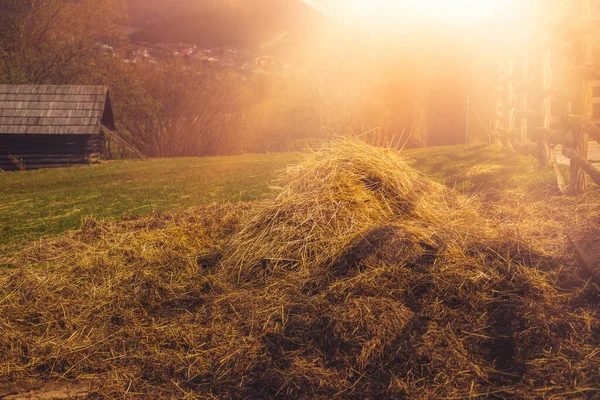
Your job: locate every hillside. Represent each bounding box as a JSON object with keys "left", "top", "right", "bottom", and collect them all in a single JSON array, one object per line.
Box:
[{"left": 127, "top": 0, "right": 331, "bottom": 49}]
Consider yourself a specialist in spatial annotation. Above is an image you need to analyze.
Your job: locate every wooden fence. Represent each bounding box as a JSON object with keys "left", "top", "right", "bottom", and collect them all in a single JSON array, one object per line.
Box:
[{"left": 491, "top": 0, "right": 600, "bottom": 194}]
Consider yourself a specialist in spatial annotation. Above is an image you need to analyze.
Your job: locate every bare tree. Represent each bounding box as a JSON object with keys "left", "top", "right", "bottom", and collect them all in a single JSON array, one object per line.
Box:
[
  {"left": 106, "top": 60, "right": 250, "bottom": 157},
  {"left": 0, "top": 0, "right": 126, "bottom": 84}
]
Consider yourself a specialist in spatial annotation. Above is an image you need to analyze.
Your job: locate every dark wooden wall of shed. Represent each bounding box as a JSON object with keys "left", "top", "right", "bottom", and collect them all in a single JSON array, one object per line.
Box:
[{"left": 0, "top": 134, "right": 104, "bottom": 171}]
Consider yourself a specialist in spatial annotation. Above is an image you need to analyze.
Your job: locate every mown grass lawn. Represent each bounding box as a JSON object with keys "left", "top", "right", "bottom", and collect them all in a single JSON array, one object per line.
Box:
[{"left": 0, "top": 143, "right": 561, "bottom": 248}]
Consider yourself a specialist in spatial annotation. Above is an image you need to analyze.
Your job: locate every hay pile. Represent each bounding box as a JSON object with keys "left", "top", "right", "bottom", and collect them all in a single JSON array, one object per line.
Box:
[
  {"left": 221, "top": 138, "right": 477, "bottom": 283},
  {"left": 1, "top": 138, "right": 599, "bottom": 398}
]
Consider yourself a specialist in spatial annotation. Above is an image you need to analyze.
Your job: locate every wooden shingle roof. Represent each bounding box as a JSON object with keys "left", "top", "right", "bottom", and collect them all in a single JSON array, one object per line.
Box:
[{"left": 0, "top": 85, "right": 115, "bottom": 135}]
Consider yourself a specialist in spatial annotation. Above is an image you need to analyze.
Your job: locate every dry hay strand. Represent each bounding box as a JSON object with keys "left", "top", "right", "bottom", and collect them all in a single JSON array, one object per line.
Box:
[
  {"left": 210, "top": 138, "right": 598, "bottom": 398},
  {"left": 0, "top": 138, "right": 599, "bottom": 399},
  {"left": 220, "top": 137, "right": 476, "bottom": 284},
  {"left": 0, "top": 204, "right": 246, "bottom": 397}
]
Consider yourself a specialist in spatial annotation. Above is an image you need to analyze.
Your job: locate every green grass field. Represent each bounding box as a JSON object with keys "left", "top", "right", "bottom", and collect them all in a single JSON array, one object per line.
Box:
[
  {"left": 0, "top": 153, "right": 299, "bottom": 246},
  {"left": 0, "top": 144, "right": 558, "bottom": 247}
]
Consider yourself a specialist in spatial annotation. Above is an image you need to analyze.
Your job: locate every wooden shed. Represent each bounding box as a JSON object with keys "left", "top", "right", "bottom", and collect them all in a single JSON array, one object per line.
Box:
[{"left": 0, "top": 85, "right": 115, "bottom": 171}]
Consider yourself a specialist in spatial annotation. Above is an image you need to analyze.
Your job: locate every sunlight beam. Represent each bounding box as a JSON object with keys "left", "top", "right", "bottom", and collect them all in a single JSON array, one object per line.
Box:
[{"left": 307, "top": 0, "right": 524, "bottom": 30}]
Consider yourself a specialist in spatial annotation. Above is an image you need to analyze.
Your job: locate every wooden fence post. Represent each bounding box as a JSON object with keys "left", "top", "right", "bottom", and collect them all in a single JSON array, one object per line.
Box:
[
  {"left": 518, "top": 52, "right": 529, "bottom": 143},
  {"left": 570, "top": 0, "right": 593, "bottom": 194},
  {"left": 504, "top": 59, "right": 515, "bottom": 150},
  {"left": 539, "top": 25, "right": 553, "bottom": 167},
  {"left": 492, "top": 65, "right": 504, "bottom": 144}
]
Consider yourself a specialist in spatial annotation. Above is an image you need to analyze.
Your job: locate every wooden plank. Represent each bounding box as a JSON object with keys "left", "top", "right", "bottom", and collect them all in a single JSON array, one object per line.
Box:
[
  {"left": 563, "top": 146, "right": 600, "bottom": 184},
  {"left": 570, "top": 0, "right": 593, "bottom": 194},
  {"left": 0, "top": 149, "right": 89, "bottom": 155},
  {"left": 0, "top": 117, "right": 97, "bottom": 126},
  {"left": 567, "top": 114, "right": 600, "bottom": 143},
  {"left": 552, "top": 150, "right": 568, "bottom": 193},
  {"left": 0, "top": 109, "right": 102, "bottom": 118},
  {"left": 0, "top": 134, "right": 94, "bottom": 144},
  {"left": 0, "top": 93, "right": 106, "bottom": 102},
  {"left": 39, "top": 117, "right": 96, "bottom": 126},
  {"left": 589, "top": 140, "right": 600, "bottom": 161},
  {"left": 0, "top": 157, "right": 95, "bottom": 164},
  {"left": 0, "top": 156, "right": 96, "bottom": 161},
  {"left": 567, "top": 227, "right": 600, "bottom": 276},
  {"left": 0, "top": 137, "right": 90, "bottom": 143},
  {"left": 0, "top": 101, "right": 105, "bottom": 111},
  {"left": 1, "top": 152, "right": 96, "bottom": 159},
  {"left": 0, "top": 150, "right": 92, "bottom": 156},
  {"left": 101, "top": 126, "right": 147, "bottom": 160},
  {"left": 0, "top": 162, "right": 96, "bottom": 170},
  {"left": 0, "top": 125, "right": 99, "bottom": 134},
  {"left": 0, "top": 85, "right": 107, "bottom": 96}
]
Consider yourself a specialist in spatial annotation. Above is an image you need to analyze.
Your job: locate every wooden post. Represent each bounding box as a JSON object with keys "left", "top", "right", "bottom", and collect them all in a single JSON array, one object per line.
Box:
[
  {"left": 518, "top": 52, "right": 529, "bottom": 143},
  {"left": 567, "top": 227, "right": 600, "bottom": 276},
  {"left": 492, "top": 65, "right": 504, "bottom": 144},
  {"left": 570, "top": 0, "right": 593, "bottom": 194},
  {"left": 505, "top": 59, "right": 515, "bottom": 150},
  {"left": 100, "top": 126, "right": 148, "bottom": 160},
  {"left": 539, "top": 29, "right": 553, "bottom": 167},
  {"left": 568, "top": 114, "right": 600, "bottom": 143},
  {"left": 563, "top": 147, "right": 600, "bottom": 185}
]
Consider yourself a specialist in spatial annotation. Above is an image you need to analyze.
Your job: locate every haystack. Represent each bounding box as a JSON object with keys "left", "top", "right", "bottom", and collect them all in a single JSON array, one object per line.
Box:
[
  {"left": 221, "top": 137, "right": 477, "bottom": 283},
  {"left": 0, "top": 138, "right": 598, "bottom": 399}
]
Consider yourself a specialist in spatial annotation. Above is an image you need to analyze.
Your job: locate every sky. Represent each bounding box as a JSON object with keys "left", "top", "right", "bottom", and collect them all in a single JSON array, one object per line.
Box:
[{"left": 302, "top": 0, "right": 526, "bottom": 33}]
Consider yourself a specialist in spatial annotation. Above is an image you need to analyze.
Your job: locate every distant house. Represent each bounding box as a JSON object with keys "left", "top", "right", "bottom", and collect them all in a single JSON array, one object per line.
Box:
[{"left": 0, "top": 85, "right": 115, "bottom": 171}]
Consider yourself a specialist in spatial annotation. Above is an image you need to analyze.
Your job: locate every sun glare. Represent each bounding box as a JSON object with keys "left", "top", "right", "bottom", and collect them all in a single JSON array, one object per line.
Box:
[{"left": 348, "top": 0, "right": 518, "bottom": 26}]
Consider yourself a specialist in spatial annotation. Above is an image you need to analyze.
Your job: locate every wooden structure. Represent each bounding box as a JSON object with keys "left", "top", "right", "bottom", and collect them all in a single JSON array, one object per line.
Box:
[
  {"left": 491, "top": 0, "right": 600, "bottom": 194},
  {"left": 567, "top": 226, "right": 600, "bottom": 276},
  {"left": 0, "top": 85, "right": 115, "bottom": 171}
]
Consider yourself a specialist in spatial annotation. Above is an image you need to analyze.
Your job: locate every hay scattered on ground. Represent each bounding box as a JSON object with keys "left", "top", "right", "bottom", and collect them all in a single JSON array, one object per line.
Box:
[{"left": 1, "top": 138, "right": 599, "bottom": 399}]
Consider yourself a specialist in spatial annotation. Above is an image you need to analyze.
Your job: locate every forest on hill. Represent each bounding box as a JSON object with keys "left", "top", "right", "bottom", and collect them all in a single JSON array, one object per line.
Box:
[
  {"left": 0, "top": 0, "right": 492, "bottom": 157},
  {"left": 127, "top": 0, "right": 329, "bottom": 49}
]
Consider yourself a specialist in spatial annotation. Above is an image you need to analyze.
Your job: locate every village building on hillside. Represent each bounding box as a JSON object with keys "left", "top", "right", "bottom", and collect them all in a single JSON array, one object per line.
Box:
[{"left": 0, "top": 85, "right": 115, "bottom": 171}]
